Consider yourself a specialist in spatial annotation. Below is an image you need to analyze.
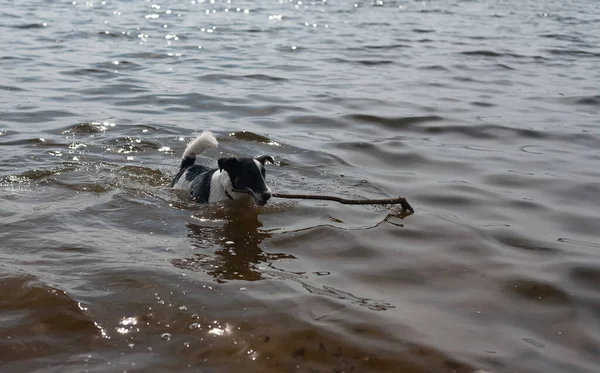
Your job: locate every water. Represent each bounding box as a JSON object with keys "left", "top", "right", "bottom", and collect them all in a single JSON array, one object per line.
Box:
[{"left": 1, "top": 0, "right": 599, "bottom": 372}]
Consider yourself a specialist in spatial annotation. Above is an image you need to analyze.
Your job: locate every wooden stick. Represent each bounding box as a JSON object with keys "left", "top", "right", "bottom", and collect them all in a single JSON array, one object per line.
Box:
[{"left": 271, "top": 193, "right": 414, "bottom": 213}]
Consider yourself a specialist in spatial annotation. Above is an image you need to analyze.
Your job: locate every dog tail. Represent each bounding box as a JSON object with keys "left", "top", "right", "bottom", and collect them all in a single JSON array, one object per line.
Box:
[{"left": 180, "top": 131, "right": 218, "bottom": 168}]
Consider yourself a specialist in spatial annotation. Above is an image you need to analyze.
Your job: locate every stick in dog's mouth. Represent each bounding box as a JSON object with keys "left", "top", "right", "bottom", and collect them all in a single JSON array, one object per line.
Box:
[{"left": 232, "top": 188, "right": 267, "bottom": 206}]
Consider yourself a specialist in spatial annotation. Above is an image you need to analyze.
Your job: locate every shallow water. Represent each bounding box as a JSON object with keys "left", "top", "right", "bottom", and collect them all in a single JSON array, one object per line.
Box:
[{"left": 1, "top": 0, "right": 600, "bottom": 372}]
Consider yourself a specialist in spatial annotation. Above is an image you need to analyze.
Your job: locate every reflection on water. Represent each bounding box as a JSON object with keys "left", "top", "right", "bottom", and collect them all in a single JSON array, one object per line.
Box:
[
  {"left": 172, "top": 201, "right": 399, "bottom": 312},
  {"left": 1, "top": 0, "right": 600, "bottom": 372},
  {"left": 173, "top": 201, "right": 296, "bottom": 282}
]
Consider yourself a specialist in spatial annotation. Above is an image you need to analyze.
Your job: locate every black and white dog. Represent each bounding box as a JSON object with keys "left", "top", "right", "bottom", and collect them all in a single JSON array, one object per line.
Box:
[{"left": 171, "top": 131, "right": 274, "bottom": 205}]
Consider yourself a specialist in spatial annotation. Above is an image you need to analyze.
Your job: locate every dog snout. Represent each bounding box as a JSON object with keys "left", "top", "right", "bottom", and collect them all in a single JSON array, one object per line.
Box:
[{"left": 260, "top": 191, "right": 272, "bottom": 201}]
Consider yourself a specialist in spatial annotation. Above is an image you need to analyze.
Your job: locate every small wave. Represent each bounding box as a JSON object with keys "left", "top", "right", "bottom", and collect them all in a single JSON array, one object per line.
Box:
[
  {"left": 228, "top": 131, "right": 280, "bottom": 145},
  {"left": 241, "top": 28, "right": 266, "bottom": 33},
  {"left": 0, "top": 56, "right": 31, "bottom": 62},
  {"left": 545, "top": 48, "right": 600, "bottom": 58},
  {"left": 419, "top": 9, "right": 454, "bottom": 14},
  {"left": 48, "top": 179, "right": 110, "bottom": 193},
  {"left": 331, "top": 140, "right": 427, "bottom": 167},
  {"left": 115, "top": 52, "right": 172, "bottom": 60},
  {"left": 412, "top": 28, "right": 435, "bottom": 33},
  {"left": 358, "top": 43, "right": 410, "bottom": 50},
  {"left": 470, "top": 101, "right": 495, "bottom": 107},
  {"left": 2, "top": 168, "right": 75, "bottom": 183},
  {"left": 62, "top": 60, "right": 142, "bottom": 78},
  {"left": 61, "top": 121, "right": 117, "bottom": 135},
  {"left": 539, "top": 33, "right": 585, "bottom": 43},
  {"left": 103, "top": 137, "right": 163, "bottom": 154},
  {"left": 492, "top": 232, "right": 562, "bottom": 255},
  {"left": 118, "top": 165, "right": 169, "bottom": 187},
  {"left": 11, "top": 23, "right": 46, "bottom": 29},
  {"left": 460, "top": 50, "right": 547, "bottom": 60},
  {"left": 197, "top": 73, "right": 287, "bottom": 82},
  {"left": 424, "top": 124, "right": 546, "bottom": 140},
  {"left": 560, "top": 95, "right": 600, "bottom": 107},
  {"left": 61, "top": 68, "right": 115, "bottom": 78},
  {"left": 2, "top": 110, "right": 77, "bottom": 124},
  {"left": 461, "top": 50, "right": 503, "bottom": 57},
  {"left": 495, "top": 63, "right": 517, "bottom": 70},
  {"left": 0, "top": 274, "right": 99, "bottom": 362},
  {"left": 77, "top": 83, "right": 150, "bottom": 98},
  {"left": 569, "top": 264, "right": 600, "bottom": 289},
  {"left": 419, "top": 64, "right": 450, "bottom": 71},
  {"left": 356, "top": 20, "right": 391, "bottom": 26},
  {"left": 288, "top": 115, "right": 345, "bottom": 128},
  {"left": 327, "top": 57, "right": 394, "bottom": 66},
  {"left": 504, "top": 278, "right": 572, "bottom": 305},
  {"left": 0, "top": 84, "right": 26, "bottom": 92},
  {"left": 97, "top": 30, "right": 137, "bottom": 39},
  {"left": 0, "top": 137, "right": 64, "bottom": 147},
  {"left": 345, "top": 114, "right": 444, "bottom": 129}
]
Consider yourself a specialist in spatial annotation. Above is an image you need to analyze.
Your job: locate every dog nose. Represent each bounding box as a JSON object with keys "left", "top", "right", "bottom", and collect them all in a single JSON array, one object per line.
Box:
[{"left": 261, "top": 191, "right": 272, "bottom": 201}]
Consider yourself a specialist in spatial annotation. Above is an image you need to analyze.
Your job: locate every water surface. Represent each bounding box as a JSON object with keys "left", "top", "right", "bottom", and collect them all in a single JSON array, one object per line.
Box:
[{"left": 1, "top": 0, "right": 600, "bottom": 372}]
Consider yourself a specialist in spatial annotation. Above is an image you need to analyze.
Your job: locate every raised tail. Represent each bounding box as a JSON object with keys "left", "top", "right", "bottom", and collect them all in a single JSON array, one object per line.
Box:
[{"left": 180, "top": 131, "right": 218, "bottom": 168}]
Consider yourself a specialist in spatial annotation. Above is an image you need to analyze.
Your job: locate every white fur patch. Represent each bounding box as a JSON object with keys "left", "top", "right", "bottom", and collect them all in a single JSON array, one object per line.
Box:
[
  {"left": 254, "top": 159, "right": 272, "bottom": 194},
  {"left": 208, "top": 170, "right": 234, "bottom": 203}
]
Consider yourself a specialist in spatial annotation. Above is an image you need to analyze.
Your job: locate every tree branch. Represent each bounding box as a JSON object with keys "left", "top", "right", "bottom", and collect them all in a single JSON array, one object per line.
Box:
[{"left": 271, "top": 193, "right": 414, "bottom": 213}]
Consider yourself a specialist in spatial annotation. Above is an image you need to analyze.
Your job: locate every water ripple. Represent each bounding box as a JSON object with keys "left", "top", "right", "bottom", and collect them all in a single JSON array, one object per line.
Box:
[{"left": 1, "top": 0, "right": 600, "bottom": 372}]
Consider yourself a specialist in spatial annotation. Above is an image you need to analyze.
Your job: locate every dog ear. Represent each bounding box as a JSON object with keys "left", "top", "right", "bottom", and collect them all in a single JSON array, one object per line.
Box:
[
  {"left": 218, "top": 157, "right": 238, "bottom": 172},
  {"left": 255, "top": 155, "right": 274, "bottom": 165}
]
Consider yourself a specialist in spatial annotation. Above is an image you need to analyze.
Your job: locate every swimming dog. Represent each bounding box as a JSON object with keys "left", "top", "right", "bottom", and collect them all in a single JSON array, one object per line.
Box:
[{"left": 171, "top": 131, "right": 274, "bottom": 205}]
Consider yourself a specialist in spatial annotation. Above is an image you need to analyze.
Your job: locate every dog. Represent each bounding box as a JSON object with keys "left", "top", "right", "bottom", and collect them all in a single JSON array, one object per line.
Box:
[{"left": 171, "top": 131, "right": 274, "bottom": 205}]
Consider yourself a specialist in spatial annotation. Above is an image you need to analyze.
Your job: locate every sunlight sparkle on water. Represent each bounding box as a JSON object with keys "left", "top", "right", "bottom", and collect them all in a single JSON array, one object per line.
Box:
[
  {"left": 116, "top": 317, "right": 138, "bottom": 334},
  {"left": 95, "top": 322, "right": 110, "bottom": 339},
  {"left": 119, "top": 317, "right": 138, "bottom": 327},
  {"left": 208, "top": 322, "right": 232, "bottom": 336}
]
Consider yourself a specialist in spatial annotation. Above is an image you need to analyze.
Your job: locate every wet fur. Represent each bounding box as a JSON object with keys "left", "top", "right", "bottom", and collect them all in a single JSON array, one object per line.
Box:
[{"left": 172, "top": 131, "right": 274, "bottom": 205}]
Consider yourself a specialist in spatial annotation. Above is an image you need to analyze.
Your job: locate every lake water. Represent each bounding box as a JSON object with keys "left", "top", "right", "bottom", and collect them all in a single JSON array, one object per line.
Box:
[{"left": 1, "top": 0, "right": 599, "bottom": 372}]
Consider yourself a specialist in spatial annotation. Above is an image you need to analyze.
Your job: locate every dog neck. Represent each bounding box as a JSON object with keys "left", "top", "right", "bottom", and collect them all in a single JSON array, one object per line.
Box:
[{"left": 209, "top": 170, "right": 243, "bottom": 202}]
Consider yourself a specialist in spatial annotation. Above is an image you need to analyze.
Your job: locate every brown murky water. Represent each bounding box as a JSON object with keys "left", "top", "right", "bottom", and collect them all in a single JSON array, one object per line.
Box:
[{"left": 1, "top": 0, "right": 600, "bottom": 372}]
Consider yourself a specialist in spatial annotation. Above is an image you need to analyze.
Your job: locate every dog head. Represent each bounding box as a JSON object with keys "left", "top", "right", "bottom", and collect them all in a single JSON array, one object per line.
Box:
[{"left": 218, "top": 155, "right": 274, "bottom": 206}]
